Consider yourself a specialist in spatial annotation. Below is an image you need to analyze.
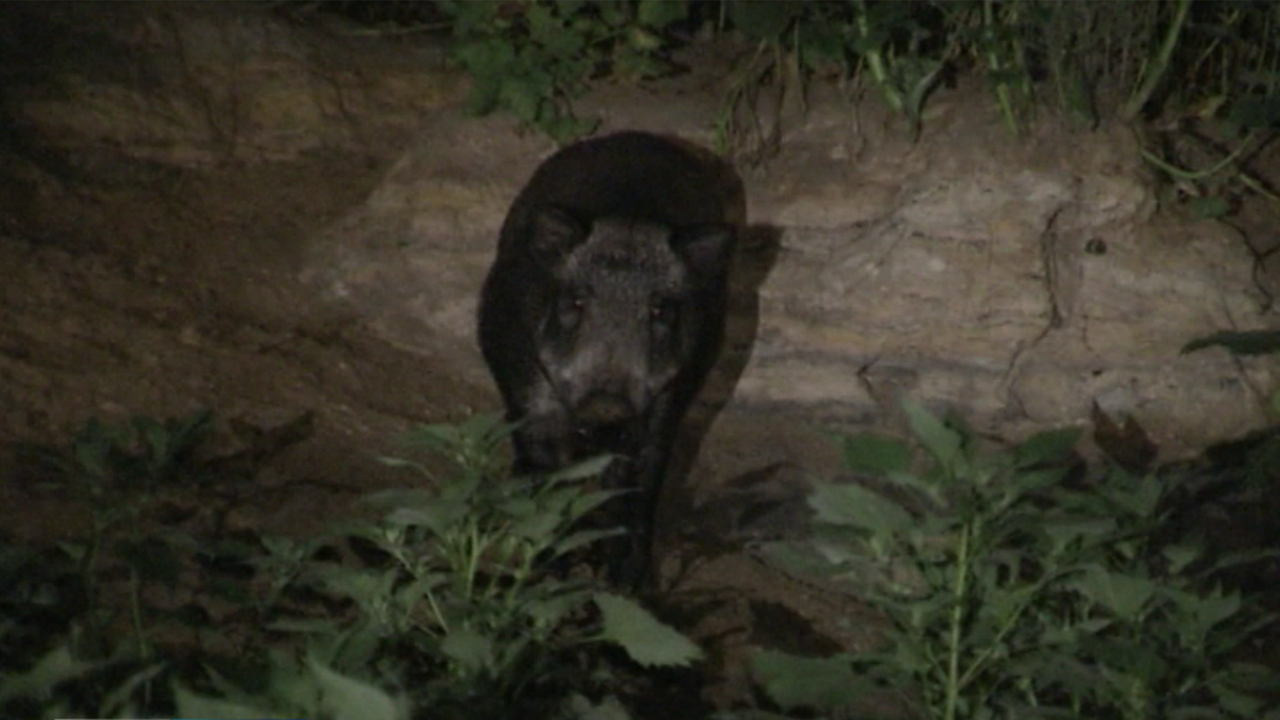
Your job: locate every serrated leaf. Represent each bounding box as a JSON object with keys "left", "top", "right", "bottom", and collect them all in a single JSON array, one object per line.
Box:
[
  {"left": 440, "top": 625, "right": 494, "bottom": 673},
  {"left": 1162, "top": 543, "right": 1202, "bottom": 574},
  {"left": 1041, "top": 516, "right": 1116, "bottom": 553},
  {"left": 565, "top": 488, "right": 629, "bottom": 523},
  {"left": 172, "top": 682, "right": 276, "bottom": 720},
  {"left": 0, "top": 644, "right": 107, "bottom": 703},
  {"left": 594, "top": 591, "right": 703, "bottom": 666},
  {"left": 840, "top": 432, "right": 913, "bottom": 475},
  {"left": 524, "top": 589, "right": 588, "bottom": 629},
  {"left": 306, "top": 657, "right": 404, "bottom": 720},
  {"left": 565, "top": 692, "right": 635, "bottom": 720},
  {"left": 1195, "top": 586, "right": 1243, "bottom": 633},
  {"left": 1069, "top": 565, "right": 1155, "bottom": 620},
  {"left": 750, "top": 650, "right": 868, "bottom": 712},
  {"left": 541, "top": 453, "right": 616, "bottom": 485},
  {"left": 903, "top": 402, "right": 965, "bottom": 470},
  {"left": 637, "top": 0, "right": 687, "bottom": 29},
  {"left": 808, "top": 480, "right": 913, "bottom": 535},
  {"left": 760, "top": 539, "right": 849, "bottom": 582},
  {"left": 1014, "top": 427, "right": 1082, "bottom": 468},
  {"left": 266, "top": 617, "right": 344, "bottom": 635},
  {"left": 100, "top": 662, "right": 166, "bottom": 717},
  {"left": 552, "top": 526, "right": 625, "bottom": 557},
  {"left": 361, "top": 487, "right": 446, "bottom": 511}
]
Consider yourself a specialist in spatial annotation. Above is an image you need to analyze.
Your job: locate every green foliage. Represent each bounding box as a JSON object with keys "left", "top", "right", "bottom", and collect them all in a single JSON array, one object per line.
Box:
[
  {"left": 427, "top": 0, "right": 1280, "bottom": 197},
  {"left": 851, "top": 0, "right": 944, "bottom": 140},
  {"left": 2, "top": 412, "right": 701, "bottom": 719},
  {"left": 438, "top": 0, "right": 689, "bottom": 143},
  {"left": 213, "top": 413, "right": 699, "bottom": 718},
  {"left": 754, "top": 402, "right": 1280, "bottom": 720},
  {"left": 14, "top": 410, "right": 215, "bottom": 659},
  {"left": 171, "top": 654, "right": 409, "bottom": 720}
]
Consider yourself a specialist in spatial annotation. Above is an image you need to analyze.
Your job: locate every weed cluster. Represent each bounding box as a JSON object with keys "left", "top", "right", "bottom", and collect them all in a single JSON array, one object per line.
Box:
[
  {"left": 753, "top": 402, "right": 1280, "bottom": 719},
  {"left": 2, "top": 400, "right": 1277, "bottom": 718},
  {"left": 0, "top": 413, "right": 699, "bottom": 719},
  {"left": 392, "top": 0, "right": 1280, "bottom": 216}
]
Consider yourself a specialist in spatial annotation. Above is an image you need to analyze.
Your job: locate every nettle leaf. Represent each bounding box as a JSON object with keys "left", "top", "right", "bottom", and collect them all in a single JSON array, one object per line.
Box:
[
  {"left": 361, "top": 487, "right": 438, "bottom": 511},
  {"left": 594, "top": 591, "right": 703, "bottom": 667},
  {"left": 1211, "top": 682, "right": 1268, "bottom": 718},
  {"left": 383, "top": 499, "right": 468, "bottom": 536},
  {"left": 525, "top": 589, "right": 587, "bottom": 629},
  {"left": 885, "top": 469, "right": 941, "bottom": 502},
  {"left": 596, "top": 0, "right": 630, "bottom": 27},
  {"left": 1005, "top": 652, "right": 1103, "bottom": 699},
  {"left": 1011, "top": 465, "right": 1072, "bottom": 496},
  {"left": 306, "top": 657, "right": 405, "bottom": 720},
  {"left": 1041, "top": 516, "right": 1117, "bottom": 554},
  {"left": 441, "top": 625, "right": 495, "bottom": 673},
  {"left": 763, "top": 538, "right": 853, "bottom": 582},
  {"left": 565, "top": 488, "right": 628, "bottom": 524},
  {"left": 500, "top": 75, "right": 549, "bottom": 124},
  {"left": 1069, "top": 565, "right": 1155, "bottom": 621},
  {"left": 542, "top": 453, "right": 615, "bottom": 485},
  {"left": 1013, "top": 427, "right": 1082, "bottom": 468},
  {"left": 840, "top": 432, "right": 913, "bottom": 475},
  {"left": 637, "top": 0, "right": 687, "bottom": 29},
  {"left": 529, "top": 6, "right": 586, "bottom": 58},
  {"left": 808, "top": 480, "right": 913, "bottom": 536},
  {"left": 750, "top": 650, "right": 869, "bottom": 713},
  {"left": 1195, "top": 586, "right": 1243, "bottom": 634},
  {"left": 551, "top": 527, "right": 623, "bottom": 558},
  {"left": 904, "top": 402, "right": 965, "bottom": 472},
  {"left": 1101, "top": 471, "right": 1164, "bottom": 519},
  {"left": 172, "top": 682, "right": 276, "bottom": 720},
  {"left": 1162, "top": 543, "right": 1202, "bottom": 574}
]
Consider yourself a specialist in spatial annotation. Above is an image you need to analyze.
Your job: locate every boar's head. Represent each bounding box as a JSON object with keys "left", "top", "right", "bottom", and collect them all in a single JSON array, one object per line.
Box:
[{"left": 525, "top": 206, "right": 734, "bottom": 438}]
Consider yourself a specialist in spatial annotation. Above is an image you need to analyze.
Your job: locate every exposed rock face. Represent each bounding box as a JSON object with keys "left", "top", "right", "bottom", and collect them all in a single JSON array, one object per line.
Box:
[
  {"left": 36, "top": 0, "right": 1260, "bottom": 460},
  {"left": 307, "top": 84, "right": 1275, "bottom": 459},
  {"left": 5, "top": 3, "right": 459, "bottom": 167}
]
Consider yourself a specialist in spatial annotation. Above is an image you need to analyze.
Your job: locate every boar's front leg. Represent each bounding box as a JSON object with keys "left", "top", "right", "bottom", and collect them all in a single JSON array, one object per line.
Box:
[{"left": 602, "top": 392, "right": 683, "bottom": 592}]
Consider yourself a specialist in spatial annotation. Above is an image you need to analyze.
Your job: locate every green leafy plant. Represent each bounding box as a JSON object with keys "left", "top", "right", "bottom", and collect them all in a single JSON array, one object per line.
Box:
[
  {"left": 753, "top": 402, "right": 1280, "bottom": 719},
  {"left": 171, "top": 652, "right": 409, "bottom": 720},
  {"left": 439, "top": 0, "right": 689, "bottom": 142},
  {"left": 4, "top": 412, "right": 703, "bottom": 719},
  {"left": 851, "top": 0, "right": 945, "bottom": 140},
  {"left": 18, "top": 410, "right": 215, "bottom": 659},
  {"left": 1, "top": 410, "right": 252, "bottom": 718},
  {"left": 245, "top": 413, "right": 702, "bottom": 719}
]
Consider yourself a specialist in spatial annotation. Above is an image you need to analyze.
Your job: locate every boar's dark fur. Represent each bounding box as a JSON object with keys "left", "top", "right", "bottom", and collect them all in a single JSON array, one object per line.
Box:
[{"left": 478, "top": 131, "right": 738, "bottom": 590}]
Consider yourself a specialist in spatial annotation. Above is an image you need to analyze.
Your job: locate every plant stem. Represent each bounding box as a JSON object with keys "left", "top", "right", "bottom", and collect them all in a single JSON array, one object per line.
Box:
[
  {"left": 943, "top": 518, "right": 973, "bottom": 720},
  {"left": 1122, "top": 0, "right": 1193, "bottom": 121},
  {"left": 983, "top": 0, "right": 1019, "bottom": 136},
  {"left": 130, "top": 565, "right": 150, "bottom": 659},
  {"left": 856, "top": 0, "right": 904, "bottom": 115}
]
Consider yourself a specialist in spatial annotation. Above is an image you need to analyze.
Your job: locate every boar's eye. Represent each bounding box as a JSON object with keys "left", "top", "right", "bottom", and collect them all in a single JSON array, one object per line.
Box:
[
  {"left": 648, "top": 300, "right": 677, "bottom": 330},
  {"left": 555, "top": 291, "right": 586, "bottom": 330}
]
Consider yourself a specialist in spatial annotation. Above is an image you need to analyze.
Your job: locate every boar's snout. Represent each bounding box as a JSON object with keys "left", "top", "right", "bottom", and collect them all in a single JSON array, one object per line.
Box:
[{"left": 574, "top": 388, "right": 638, "bottom": 427}]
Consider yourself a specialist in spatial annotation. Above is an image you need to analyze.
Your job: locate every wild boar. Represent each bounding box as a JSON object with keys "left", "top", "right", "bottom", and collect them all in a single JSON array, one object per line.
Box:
[{"left": 478, "top": 131, "right": 739, "bottom": 590}]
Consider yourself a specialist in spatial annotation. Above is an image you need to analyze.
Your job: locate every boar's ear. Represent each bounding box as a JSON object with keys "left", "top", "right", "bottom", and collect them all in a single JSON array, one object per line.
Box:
[
  {"left": 528, "top": 206, "right": 587, "bottom": 268},
  {"left": 670, "top": 223, "right": 736, "bottom": 277}
]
